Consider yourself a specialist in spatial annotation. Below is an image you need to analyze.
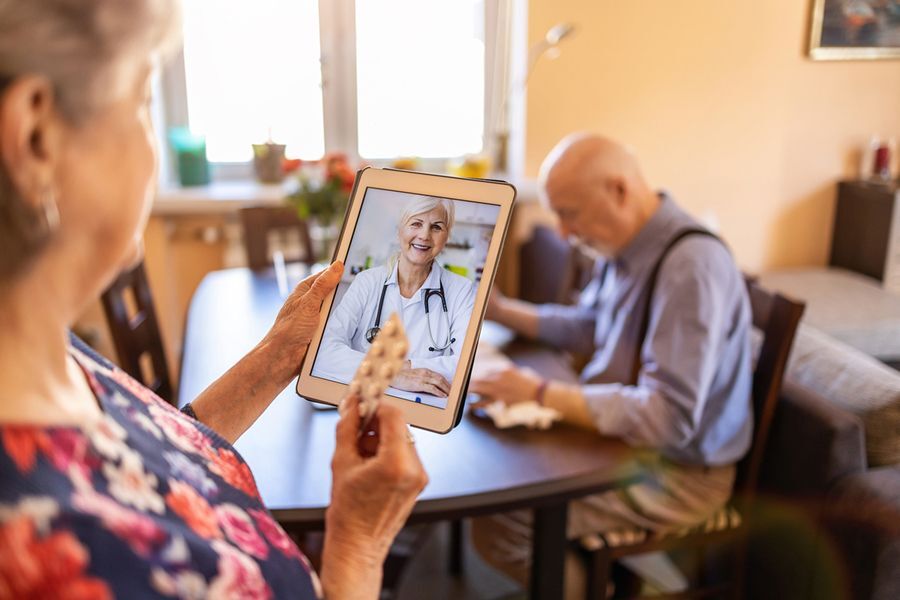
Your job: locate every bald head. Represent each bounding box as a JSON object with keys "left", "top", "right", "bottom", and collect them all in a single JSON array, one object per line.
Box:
[
  {"left": 537, "top": 133, "right": 659, "bottom": 256},
  {"left": 539, "top": 134, "right": 646, "bottom": 199}
]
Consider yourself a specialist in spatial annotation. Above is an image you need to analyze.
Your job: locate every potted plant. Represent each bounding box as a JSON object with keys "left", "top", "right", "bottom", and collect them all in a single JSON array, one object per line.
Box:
[{"left": 285, "top": 153, "right": 358, "bottom": 259}]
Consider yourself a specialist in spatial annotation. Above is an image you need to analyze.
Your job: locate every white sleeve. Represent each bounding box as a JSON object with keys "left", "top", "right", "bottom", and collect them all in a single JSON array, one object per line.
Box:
[
  {"left": 408, "top": 280, "right": 477, "bottom": 382},
  {"left": 314, "top": 275, "right": 371, "bottom": 382}
]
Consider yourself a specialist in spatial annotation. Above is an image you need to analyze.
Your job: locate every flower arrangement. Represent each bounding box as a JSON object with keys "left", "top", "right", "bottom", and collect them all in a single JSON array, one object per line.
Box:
[{"left": 284, "top": 153, "right": 358, "bottom": 226}]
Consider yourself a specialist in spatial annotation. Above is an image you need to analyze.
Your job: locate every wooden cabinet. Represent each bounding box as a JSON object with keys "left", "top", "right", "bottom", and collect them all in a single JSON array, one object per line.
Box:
[{"left": 830, "top": 180, "right": 900, "bottom": 292}]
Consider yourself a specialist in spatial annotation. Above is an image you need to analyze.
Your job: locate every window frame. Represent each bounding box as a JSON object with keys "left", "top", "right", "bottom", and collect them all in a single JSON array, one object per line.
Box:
[{"left": 158, "top": 0, "right": 509, "bottom": 183}]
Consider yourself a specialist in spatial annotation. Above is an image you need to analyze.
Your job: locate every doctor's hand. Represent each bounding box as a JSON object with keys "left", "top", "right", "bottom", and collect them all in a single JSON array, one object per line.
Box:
[
  {"left": 259, "top": 261, "right": 344, "bottom": 385},
  {"left": 322, "top": 394, "right": 428, "bottom": 599},
  {"left": 470, "top": 366, "right": 543, "bottom": 407},
  {"left": 391, "top": 366, "right": 452, "bottom": 398}
]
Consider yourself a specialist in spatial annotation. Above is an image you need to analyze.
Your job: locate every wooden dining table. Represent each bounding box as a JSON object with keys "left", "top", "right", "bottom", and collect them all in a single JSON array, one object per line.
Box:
[{"left": 178, "top": 264, "right": 642, "bottom": 599}]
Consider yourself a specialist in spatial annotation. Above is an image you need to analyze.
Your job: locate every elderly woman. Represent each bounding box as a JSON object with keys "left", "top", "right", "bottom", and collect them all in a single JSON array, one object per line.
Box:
[
  {"left": 315, "top": 197, "right": 476, "bottom": 401},
  {"left": 0, "top": 1, "right": 426, "bottom": 598}
]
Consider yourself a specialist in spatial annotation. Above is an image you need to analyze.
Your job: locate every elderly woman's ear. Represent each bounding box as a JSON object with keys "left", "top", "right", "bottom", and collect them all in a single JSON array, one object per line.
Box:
[{"left": 0, "top": 75, "right": 64, "bottom": 208}]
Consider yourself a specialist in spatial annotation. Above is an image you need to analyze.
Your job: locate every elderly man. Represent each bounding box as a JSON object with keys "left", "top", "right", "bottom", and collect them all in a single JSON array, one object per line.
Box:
[{"left": 470, "top": 134, "right": 752, "bottom": 591}]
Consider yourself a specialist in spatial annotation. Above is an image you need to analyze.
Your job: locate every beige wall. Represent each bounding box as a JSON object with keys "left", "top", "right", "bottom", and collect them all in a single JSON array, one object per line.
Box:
[
  {"left": 142, "top": 215, "right": 228, "bottom": 379},
  {"left": 524, "top": 0, "right": 900, "bottom": 271}
]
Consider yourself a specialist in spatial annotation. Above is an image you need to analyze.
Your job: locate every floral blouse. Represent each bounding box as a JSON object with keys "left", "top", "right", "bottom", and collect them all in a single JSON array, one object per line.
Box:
[{"left": 0, "top": 335, "right": 321, "bottom": 599}]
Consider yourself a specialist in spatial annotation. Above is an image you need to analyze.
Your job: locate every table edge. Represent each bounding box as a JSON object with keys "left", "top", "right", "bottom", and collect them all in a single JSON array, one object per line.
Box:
[{"left": 269, "top": 464, "right": 644, "bottom": 531}]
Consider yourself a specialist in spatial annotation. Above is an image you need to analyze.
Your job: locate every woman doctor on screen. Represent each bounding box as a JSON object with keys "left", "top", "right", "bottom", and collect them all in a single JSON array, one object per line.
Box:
[{"left": 318, "top": 197, "right": 476, "bottom": 397}]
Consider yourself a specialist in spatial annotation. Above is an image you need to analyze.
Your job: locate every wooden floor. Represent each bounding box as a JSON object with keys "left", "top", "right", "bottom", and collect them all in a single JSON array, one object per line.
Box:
[{"left": 394, "top": 520, "right": 524, "bottom": 600}]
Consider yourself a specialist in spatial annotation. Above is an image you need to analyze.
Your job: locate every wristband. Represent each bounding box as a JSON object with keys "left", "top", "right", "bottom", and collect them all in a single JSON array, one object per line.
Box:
[{"left": 534, "top": 379, "right": 549, "bottom": 406}]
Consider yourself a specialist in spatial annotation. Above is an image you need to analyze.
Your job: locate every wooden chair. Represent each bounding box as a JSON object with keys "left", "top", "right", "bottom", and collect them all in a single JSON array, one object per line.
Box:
[
  {"left": 239, "top": 206, "right": 316, "bottom": 270},
  {"left": 577, "top": 276, "right": 805, "bottom": 599},
  {"left": 100, "top": 260, "right": 175, "bottom": 405}
]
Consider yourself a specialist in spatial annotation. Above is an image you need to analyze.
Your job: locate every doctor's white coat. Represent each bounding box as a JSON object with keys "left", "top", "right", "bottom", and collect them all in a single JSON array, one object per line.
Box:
[{"left": 313, "top": 261, "right": 476, "bottom": 385}]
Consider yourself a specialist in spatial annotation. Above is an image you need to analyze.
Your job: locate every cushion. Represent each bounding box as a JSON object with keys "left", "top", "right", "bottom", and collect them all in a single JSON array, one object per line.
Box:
[
  {"left": 826, "top": 466, "right": 900, "bottom": 600},
  {"left": 762, "top": 379, "right": 866, "bottom": 494},
  {"left": 785, "top": 323, "right": 900, "bottom": 467},
  {"left": 759, "top": 268, "right": 900, "bottom": 361}
]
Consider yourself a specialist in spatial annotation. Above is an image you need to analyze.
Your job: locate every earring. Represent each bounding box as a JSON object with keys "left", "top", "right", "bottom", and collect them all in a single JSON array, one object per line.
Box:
[{"left": 40, "top": 187, "right": 60, "bottom": 233}]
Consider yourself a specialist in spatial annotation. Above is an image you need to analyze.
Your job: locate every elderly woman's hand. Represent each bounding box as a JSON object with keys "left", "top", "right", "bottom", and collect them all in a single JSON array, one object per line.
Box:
[
  {"left": 258, "top": 261, "right": 344, "bottom": 384},
  {"left": 321, "top": 395, "right": 428, "bottom": 599}
]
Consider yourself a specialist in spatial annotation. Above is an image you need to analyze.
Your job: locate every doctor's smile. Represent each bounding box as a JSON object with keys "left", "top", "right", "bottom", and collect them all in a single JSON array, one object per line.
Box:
[{"left": 401, "top": 211, "right": 448, "bottom": 267}]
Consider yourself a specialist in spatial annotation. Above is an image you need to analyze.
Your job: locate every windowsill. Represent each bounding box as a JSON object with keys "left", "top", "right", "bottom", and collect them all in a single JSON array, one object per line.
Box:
[
  {"left": 152, "top": 180, "right": 297, "bottom": 216},
  {"left": 152, "top": 176, "right": 538, "bottom": 217}
]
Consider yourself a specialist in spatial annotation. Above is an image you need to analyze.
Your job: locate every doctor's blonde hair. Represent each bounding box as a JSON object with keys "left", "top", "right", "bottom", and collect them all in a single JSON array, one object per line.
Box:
[
  {"left": 397, "top": 197, "right": 455, "bottom": 233},
  {"left": 387, "top": 197, "right": 455, "bottom": 271}
]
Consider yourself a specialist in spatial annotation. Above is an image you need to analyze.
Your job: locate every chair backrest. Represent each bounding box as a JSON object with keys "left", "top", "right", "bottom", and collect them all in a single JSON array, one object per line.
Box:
[
  {"left": 519, "top": 224, "right": 593, "bottom": 305},
  {"left": 239, "top": 206, "right": 315, "bottom": 270},
  {"left": 734, "top": 276, "right": 805, "bottom": 500},
  {"left": 100, "top": 261, "right": 175, "bottom": 404}
]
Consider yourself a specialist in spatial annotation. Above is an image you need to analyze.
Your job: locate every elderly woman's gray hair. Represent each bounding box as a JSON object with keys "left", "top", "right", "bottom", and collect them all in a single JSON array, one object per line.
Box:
[{"left": 0, "top": 0, "right": 180, "bottom": 281}]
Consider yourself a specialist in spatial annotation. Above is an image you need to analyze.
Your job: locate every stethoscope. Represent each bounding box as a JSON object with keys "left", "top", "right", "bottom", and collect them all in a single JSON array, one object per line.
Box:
[{"left": 365, "top": 271, "right": 456, "bottom": 352}]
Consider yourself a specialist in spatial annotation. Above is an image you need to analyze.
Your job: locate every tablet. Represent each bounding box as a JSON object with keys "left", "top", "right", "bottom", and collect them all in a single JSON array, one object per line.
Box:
[{"left": 295, "top": 167, "right": 515, "bottom": 433}]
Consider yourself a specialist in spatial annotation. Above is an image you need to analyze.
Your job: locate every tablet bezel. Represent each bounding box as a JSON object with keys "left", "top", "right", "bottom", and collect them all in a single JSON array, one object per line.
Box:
[{"left": 294, "top": 167, "right": 515, "bottom": 433}]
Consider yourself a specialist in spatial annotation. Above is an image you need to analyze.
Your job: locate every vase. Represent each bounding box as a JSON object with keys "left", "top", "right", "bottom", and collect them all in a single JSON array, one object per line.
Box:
[
  {"left": 168, "top": 128, "right": 210, "bottom": 186},
  {"left": 252, "top": 143, "right": 286, "bottom": 184},
  {"left": 309, "top": 218, "right": 340, "bottom": 262}
]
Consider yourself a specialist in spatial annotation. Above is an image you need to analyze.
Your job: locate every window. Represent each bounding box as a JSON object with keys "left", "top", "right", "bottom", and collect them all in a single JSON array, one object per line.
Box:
[
  {"left": 180, "top": 0, "right": 324, "bottom": 162},
  {"left": 354, "top": 0, "right": 485, "bottom": 158},
  {"left": 166, "top": 0, "right": 503, "bottom": 170}
]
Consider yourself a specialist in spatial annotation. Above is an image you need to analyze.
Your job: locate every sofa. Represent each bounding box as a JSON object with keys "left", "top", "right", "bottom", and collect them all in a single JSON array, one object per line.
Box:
[
  {"left": 511, "top": 227, "right": 900, "bottom": 599},
  {"left": 748, "top": 324, "right": 899, "bottom": 600},
  {"left": 749, "top": 301, "right": 900, "bottom": 600},
  {"left": 760, "top": 267, "right": 900, "bottom": 370}
]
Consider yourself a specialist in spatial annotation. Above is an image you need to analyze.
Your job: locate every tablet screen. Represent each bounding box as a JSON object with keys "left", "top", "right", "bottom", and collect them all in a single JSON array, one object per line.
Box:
[{"left": 310, "top": 187, "right": 501, "bottom": 409}]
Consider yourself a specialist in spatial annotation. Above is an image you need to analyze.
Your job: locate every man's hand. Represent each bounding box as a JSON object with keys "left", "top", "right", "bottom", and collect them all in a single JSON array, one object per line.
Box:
[
  {"left": 481, "top": 292, "right": 541, "bottom": 339},
  {"left": 484, "top": 289, "right": 507, "bottom": 322},
  {"left": 470, "top": 366, "right": 543, "bottom": 406}
]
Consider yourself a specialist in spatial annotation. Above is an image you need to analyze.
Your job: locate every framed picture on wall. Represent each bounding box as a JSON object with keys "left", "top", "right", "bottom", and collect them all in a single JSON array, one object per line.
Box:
[{"left": 809, "top": 0, "right": 900, "bottom": 60}]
